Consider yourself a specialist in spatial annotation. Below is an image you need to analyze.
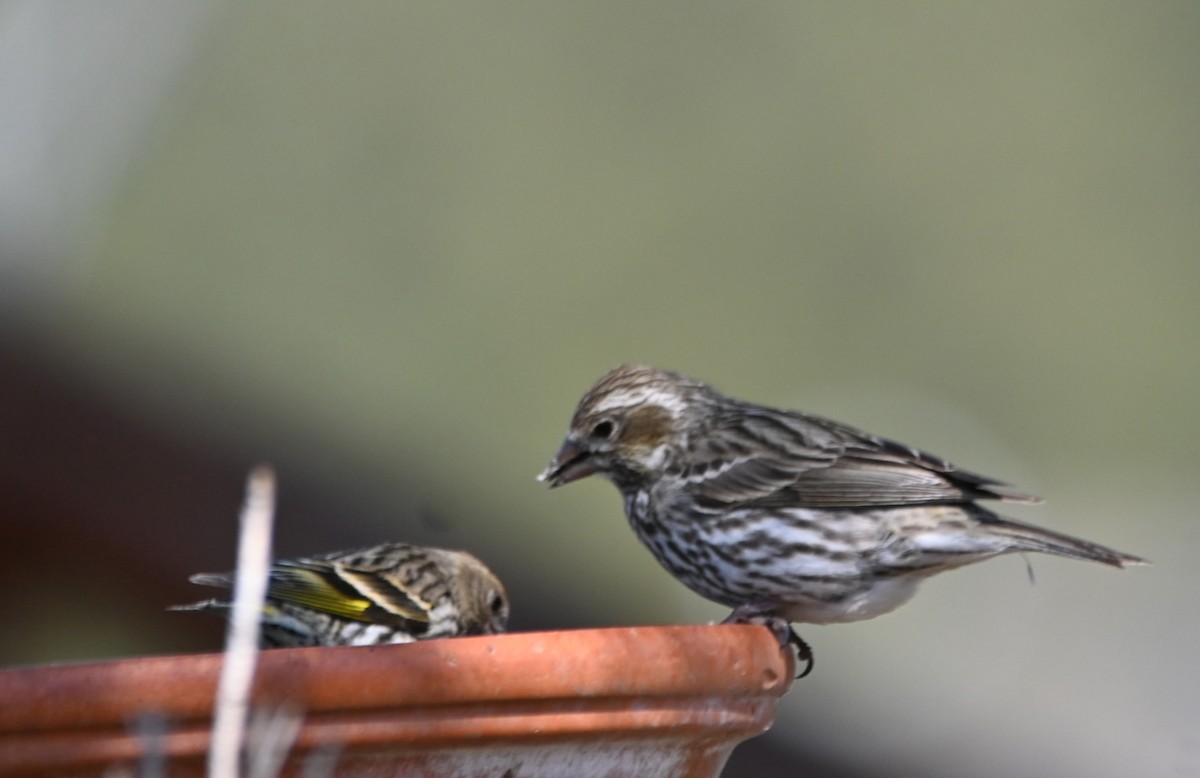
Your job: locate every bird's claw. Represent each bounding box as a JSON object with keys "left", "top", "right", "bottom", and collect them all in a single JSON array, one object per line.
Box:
[
  {"left": 763, "top": 619, "right": 814, "bottom": 679},
  {"left": 783, "top": 625, "right": 814, "bottom": 679},
  {"left": 724, "top": 610, "right": 814, "bottom": 679}
]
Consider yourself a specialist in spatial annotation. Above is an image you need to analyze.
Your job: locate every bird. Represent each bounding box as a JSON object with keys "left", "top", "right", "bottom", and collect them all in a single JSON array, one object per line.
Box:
[
  {"left": 171, "top": 542, "right": 509, "bottom": 648},
  {"left": 540, "top": 364, "right": 1145, "bottom": 676}
]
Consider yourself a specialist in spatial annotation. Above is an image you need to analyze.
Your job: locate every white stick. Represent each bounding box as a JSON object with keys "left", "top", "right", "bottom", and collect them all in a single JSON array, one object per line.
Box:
[
  {"left": 209, "top": 466, "right": 276, "bottom": 778},
  {"left": 246, "top": 705, "right": 303, "bottom": 778}
]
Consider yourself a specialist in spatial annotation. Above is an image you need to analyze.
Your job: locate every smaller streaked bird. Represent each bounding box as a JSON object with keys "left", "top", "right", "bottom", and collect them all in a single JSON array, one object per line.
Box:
[{"left": 171, "top": 542, "right": 509, "bottom": 648}]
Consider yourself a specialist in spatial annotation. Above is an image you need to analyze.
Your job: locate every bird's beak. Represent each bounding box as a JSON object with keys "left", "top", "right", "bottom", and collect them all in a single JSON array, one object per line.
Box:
[{"left": 539, "top": 438, "right": 597, "bottom": 488}]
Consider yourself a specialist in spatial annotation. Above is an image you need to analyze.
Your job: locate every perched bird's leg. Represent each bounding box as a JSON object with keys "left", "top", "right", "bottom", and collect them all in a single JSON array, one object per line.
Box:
[
  {"left": 722, "top": 606, "right": 814, "bottom": 679},
  {"left": 783, "top": 626, "right": 815, "bottom": 680}
]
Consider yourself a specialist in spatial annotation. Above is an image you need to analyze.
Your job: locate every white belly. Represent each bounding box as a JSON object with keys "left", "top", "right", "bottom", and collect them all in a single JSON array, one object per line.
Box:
[{"left": 774, "top": 575, "right": 922, "bottom": 624}]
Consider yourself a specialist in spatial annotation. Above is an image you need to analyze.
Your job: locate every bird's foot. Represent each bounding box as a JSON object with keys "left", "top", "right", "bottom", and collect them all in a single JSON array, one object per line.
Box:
[{"left": 722, "top": 608, "right": 814, "bottom": 679}]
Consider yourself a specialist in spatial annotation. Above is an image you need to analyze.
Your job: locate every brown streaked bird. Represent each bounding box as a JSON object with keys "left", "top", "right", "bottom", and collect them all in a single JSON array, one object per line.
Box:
[
  {"left": 172, "top": 542, "right": 509, "bottom": 648},
  {"left": 540, "top": 364, "right": 1145, "bottom": 676}
]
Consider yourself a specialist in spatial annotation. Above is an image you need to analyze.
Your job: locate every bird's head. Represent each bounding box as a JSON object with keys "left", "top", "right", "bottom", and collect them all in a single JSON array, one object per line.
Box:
[
  {"left": 540, "top": 364, "right": 710, "bottom": 490},
  {"left": 449, "top": 552, "right": 510, "bottom": 636}
]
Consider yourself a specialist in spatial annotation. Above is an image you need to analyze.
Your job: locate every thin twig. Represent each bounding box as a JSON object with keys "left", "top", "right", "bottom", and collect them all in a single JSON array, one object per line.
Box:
[
  {"left": 209, "top": 466, "right": 276, "bottom": 778},
  {"left": 245, "top": 705, "right": 303, "bottom": 778},
  {"left": 132, "top": 712, "right": 167, "bottom": 778},
  {"left": 300, "top": 745, "right": 342, "bottom": 778}
]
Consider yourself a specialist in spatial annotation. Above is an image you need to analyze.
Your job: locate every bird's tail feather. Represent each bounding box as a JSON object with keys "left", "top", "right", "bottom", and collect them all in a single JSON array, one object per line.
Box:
[
  {"left": 167, "top": 598, "right": 229, "bottom": 614},
  {"left": 983, "top": 516, "right": 1148, "bottom": 568}
]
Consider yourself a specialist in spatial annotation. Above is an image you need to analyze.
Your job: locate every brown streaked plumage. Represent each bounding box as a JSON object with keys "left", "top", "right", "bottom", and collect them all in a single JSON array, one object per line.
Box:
[
  {"left": 541, "top": 364, "right": 1146, "bottom": 676},
  {"left": 172, "top": 542, "right": 509, "bottom": 648}
]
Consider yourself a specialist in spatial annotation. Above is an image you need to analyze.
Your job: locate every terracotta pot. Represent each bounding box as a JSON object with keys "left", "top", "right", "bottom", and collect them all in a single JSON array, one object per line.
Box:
[{"left": 0, "top": 625, "right": 793, "bottom": 777}]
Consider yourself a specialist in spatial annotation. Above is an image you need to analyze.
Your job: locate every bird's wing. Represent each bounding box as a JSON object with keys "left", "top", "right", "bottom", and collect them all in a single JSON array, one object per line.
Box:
[
  {"left": 683, "top": 406, "right": 1037, "bottom": 510},
  {"left": 268, "top": 559, "right": 431, "bottom": 624}
]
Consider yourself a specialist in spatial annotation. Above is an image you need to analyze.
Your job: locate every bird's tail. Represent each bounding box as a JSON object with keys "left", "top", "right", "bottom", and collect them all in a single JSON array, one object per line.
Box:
[
  {"left": 981, "top": 515, "right": 1148, "bottom": 568},
  {"left": 167, "top": 598, "right": 229, "bottom": 614}
]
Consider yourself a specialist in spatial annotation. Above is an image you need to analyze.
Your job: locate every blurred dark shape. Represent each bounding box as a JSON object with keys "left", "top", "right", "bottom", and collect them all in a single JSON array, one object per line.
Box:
[{"left": 0, "top": 335, "right": 853, "bottom": 776}]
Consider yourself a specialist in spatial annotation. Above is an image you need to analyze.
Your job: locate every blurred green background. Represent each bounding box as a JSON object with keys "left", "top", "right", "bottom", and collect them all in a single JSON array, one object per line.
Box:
[{"left": 1, "top": 2, "right": 1196, "bottom": 776}]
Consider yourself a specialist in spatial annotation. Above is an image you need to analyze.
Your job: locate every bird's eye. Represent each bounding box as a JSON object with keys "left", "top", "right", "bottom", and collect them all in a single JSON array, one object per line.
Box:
[
  {"left": 490, "top": 593, "right": 507, "bottom": 615},
  {"left": 590, "top": 420, "right": 615, "bottom": 440}
]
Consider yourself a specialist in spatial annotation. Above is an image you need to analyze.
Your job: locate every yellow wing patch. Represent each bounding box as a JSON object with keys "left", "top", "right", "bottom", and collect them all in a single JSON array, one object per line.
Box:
[
  {"left": 267, "top": 567, "right": 376, "bottom": 621},
  {"left": 267, "top": 562, "right": 431, "bottom": 624}
]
